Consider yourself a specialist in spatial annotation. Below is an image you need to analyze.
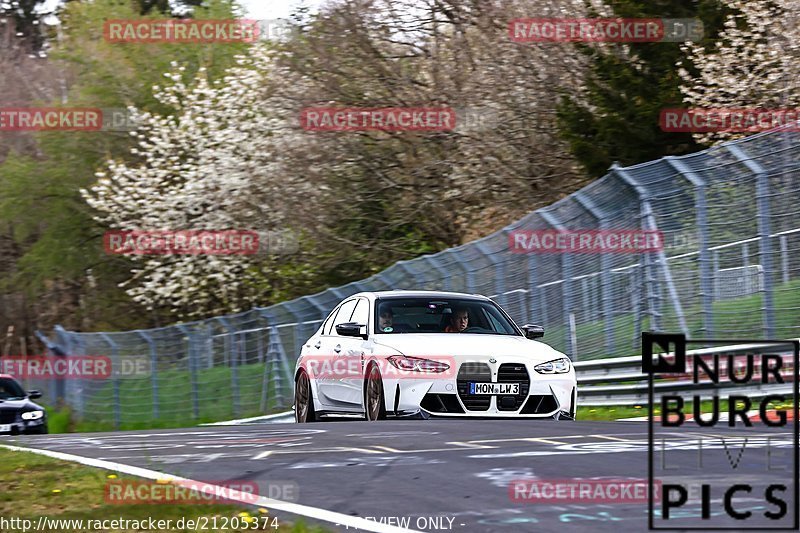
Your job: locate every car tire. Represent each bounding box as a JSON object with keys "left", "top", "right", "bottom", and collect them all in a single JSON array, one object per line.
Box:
[
  {"left": 364, "top": 363, "right": 386, "bottom": 421},
  {"left": 295, "top": 370, "right": 318, "bottom": 423}
]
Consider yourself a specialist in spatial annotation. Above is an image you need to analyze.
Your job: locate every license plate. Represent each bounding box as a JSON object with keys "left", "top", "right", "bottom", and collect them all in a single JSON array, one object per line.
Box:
[
  {"left": 0, "top": 424, "right": 10, "bottom": 433},
  {"left": 469, "top": 382, "right": 519, "bottom": 395}
]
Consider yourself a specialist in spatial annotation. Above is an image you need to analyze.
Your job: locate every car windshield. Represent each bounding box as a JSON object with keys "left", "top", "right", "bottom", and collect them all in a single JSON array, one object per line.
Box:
[
  {"left": 0, "top": 378, "right": 26, "bottom": 401},
  {"left": 375, "top": 297, "right": 519, "bottom": 335}
]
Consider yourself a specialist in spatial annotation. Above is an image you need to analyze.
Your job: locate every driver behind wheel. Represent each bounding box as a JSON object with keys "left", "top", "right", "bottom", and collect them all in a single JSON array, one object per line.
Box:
[
  {"left": 378, "top": 306, "right": 394, "bottom": 331},
  {"left": 378, "top": 304, "right": 413, "bottom": 333},
  {"left": 444, "top": 306, "right": 469, "bottom": 332}
]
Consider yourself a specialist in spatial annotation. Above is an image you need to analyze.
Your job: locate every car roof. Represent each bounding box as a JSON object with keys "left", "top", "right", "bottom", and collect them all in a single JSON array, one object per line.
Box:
[{"left": 358, "top": 290, "right": 491, "bottom": 301}]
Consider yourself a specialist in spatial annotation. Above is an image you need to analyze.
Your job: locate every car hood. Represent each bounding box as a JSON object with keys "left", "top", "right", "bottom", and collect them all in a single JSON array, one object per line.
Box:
[
  {"left": 0, "top": 398, "right": 43, "bottom": 411},
  {"left": 373, "top": 333, "right": 567, "bottom": 364}
]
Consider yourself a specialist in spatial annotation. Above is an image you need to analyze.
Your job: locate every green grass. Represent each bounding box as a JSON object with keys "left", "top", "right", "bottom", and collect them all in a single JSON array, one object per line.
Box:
[
  {"left": 578, "top": 404, "right": 650, "bottom": 420},
  {"left": 47, "top": 362, "right": 293, "bottom": 433},
  {"left": 578, "top": 398, "right": 795, "bottom": 421},
  {"left": 551, "top": 277, "right": 800, "bottom": 360},
  {"left": 0, "top": 448, "right": 328, "bottom": 532}
]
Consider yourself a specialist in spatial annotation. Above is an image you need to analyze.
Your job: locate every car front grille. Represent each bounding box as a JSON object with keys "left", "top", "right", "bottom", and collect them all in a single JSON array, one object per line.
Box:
[
  {"left": 0, "top": 410, "right": 18, "bottom": 424},
  {"left": 456, "top": 362, "right": 492, "bottom": 411},
  {"left": 497, "top": 363, "right": 530, "bottom": 411}
]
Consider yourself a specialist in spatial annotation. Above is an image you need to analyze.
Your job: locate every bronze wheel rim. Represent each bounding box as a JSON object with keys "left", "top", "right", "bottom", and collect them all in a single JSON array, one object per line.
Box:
[
  {"left": 295, "top": 372, "right": 310, "bottom": 422},
  {"left": 366, "top": 367, "right": 382, "bottom": 421}
]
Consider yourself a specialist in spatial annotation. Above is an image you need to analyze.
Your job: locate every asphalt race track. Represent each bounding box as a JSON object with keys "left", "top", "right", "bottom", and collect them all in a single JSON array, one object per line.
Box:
[{"left": 3, "top": 420, "right": 796, "bottom": 532}]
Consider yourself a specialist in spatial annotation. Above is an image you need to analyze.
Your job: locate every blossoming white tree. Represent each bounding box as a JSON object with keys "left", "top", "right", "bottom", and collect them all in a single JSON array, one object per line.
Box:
[
  {"left": 83, "top": 44, "right": 316, "bottom": 318},
  {"left": 679, "top": 0, "right": 800, "bottom": 144}
]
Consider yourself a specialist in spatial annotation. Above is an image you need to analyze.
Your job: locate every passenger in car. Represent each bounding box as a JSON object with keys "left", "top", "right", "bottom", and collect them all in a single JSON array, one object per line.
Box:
[{"left": 444, "top": 307, "right": 469, "bottom": 332}]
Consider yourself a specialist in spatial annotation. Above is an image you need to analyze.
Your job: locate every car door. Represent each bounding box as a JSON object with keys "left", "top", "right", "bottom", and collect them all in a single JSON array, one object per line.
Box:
[
  {"left": 316, "top": 298, "right": 359, "bottom": 408},
  {"left": 337, "top": 297, "right": 372, "bottom": 406},
  {"left": 303, "top": 305, "right": 336, "bottom": 365}
]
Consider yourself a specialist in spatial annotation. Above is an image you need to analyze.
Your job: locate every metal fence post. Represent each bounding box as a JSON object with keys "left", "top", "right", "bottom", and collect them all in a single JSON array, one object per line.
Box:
[
  {"left": 780, "top": 235, "right": 789, "bottom": 284},
  {"left": 574, "top": 191, "right": 615, "bottom": 354},
  {"left": 99, "top": 333, "right": 121, "bottom": 430},
  {"left": 539, "top": 210, "right": 577, "bottom": 359},
  {"left": 742, "top": 243, "right": 750, "bottom": 294},
  {"left": 136, "top": 331, "right": 159, "bottom": 420},
  {"left": 267, "top": 325, "right": 291, "bottom": 408},
  {"left": 393, "top": 261, "right": 418, "bottom": 290},
  {"left": 641, "top": 248, "right": 661, "bottom": 331},
  {"left": 260, "top": 310, "right": 294, "bottom": 408},
  {"left": 612, "top": 164, "right": 688, "bottom": 336},
  {"left": 256, "top": 326, "right": 264, "bottom": 364},
  {"left": 259, "top": 316, "right": 269, "bottom": 412},
  {"left": 666, "top": 157, "right": 714, "bottom": 337},
  {"left": 433, "top": 250, "right": 472, "bottom": 293},
  {"left": 424, "top": 255, "right": 452, "bottom": 291},
  {"left": 631, "top": 268, "right": 641, "bottom": 348},
  {"left": 215, "top": 317, "right": 239, "bottom": 417},
  {"left": 539, "top": 281, "right": 548, "bottom": 326},
  {"left": 727, "top": 144, "right": 776, "bottom": 337},
  {"left": 475, "top": 240, "right": 505, "bottom": 304},
  {"left": 177, "top": 324, "right": 200, "bottom": 419},
  {"left": 282, "top": 307, "right": 303, "bottom": 368},
  {"left": 35, "top": 330, "right": 65, "bottom": 407},
  {"left": 526, "top": 254, "right": 538, "bottom": 325},
  {"left": 54, "top": 325, "right": 83, "bottom": 418}
]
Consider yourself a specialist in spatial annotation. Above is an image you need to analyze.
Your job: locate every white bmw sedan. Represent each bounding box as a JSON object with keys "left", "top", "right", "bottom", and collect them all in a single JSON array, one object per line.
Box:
[{"left": 293, "top": 290, "right": 577, "bottom": 422}]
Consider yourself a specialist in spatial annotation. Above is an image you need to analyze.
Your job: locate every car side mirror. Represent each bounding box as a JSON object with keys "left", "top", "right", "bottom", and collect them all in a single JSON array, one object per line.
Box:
[
  {"left": 336, "top": 322, "right": 368, "bottom": 340},
  {"left": 28, "top": 390, "right": 42, "bottom": 399},
  {"left": 522, "top": 324, "right": 545, "bottom": 340}
]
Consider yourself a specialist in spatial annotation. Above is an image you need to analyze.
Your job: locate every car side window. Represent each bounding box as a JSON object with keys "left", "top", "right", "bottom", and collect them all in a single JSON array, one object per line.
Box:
[
  {"left": 330, "top": 298, "right": 358, "bottom": 335},
  {"left": 350, "top": 298, "right": 369, "bottom": 326},
  {"left": 321, "top": 309, "right": 338, "bottom": 336}
]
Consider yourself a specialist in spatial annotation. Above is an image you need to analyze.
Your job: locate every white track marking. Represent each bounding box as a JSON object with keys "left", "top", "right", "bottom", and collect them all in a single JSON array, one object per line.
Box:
[
  {"left": 200, "top": 411, "right": 295, "bottom": 425},
  {"left": 589, "top": 434, "right": 631, "bottom": 442},
  {"left": 446, "top": 441, "right": 497, "bottom": 449},
  {"left": 0, "top": 444, "right": 419, "bottom": 533}
]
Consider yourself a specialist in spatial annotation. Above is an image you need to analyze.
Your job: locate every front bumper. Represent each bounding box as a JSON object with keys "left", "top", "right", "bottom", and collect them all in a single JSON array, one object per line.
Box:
[
  {"left": 385, "top": 361, "right": 576, "bottom": 418},
  {"left": 0, "top": 418, "right": 48, "bottom": 435}
]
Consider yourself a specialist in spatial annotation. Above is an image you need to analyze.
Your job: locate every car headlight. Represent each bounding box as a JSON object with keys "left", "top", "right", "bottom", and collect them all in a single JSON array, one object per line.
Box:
[
  {"left": 21, "top": 410, "right": 44, "bottom": 421},
  {"left": 387, "top": 356, "right": 450, "bottom": 373},
  {"left": 534, "top": 357, "right": 571, "bottom": 374}
]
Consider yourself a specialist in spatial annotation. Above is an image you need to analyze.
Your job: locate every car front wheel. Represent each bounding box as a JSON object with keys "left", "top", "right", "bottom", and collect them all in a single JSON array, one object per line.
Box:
[
  {"left": 295, "top": 370, "right": 317, "bottom": 423},
  {"left": 364, "top": 364, "right": 386, "bottom": 421}
]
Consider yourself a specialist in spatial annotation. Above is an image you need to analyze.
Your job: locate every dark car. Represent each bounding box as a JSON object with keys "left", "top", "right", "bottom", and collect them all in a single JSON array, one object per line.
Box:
[{"left": 0, "top": 374, "right": 48, "bottom": 435}]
